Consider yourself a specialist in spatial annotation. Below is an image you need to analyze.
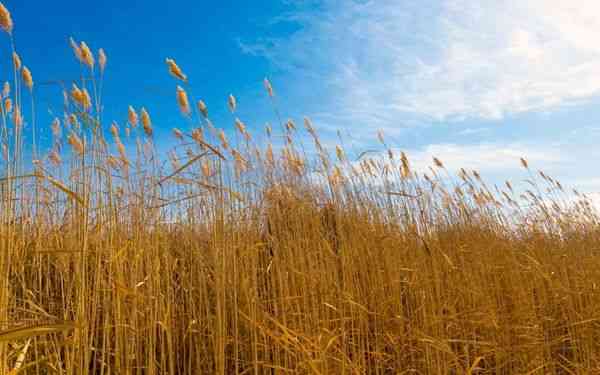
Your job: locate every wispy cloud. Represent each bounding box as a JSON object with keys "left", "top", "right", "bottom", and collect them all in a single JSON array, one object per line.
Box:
[
  {"left": 403, "top": 142, "right": 565, "bottom": 174},
  {"left": 243, "top": 0, "right": 600, "bottom": 124}
]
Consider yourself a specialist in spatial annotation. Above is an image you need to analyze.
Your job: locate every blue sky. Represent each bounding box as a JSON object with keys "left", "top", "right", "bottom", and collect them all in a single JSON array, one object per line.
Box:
[{"left": 3, "top": 0, "right": 600, "bottom": 198}]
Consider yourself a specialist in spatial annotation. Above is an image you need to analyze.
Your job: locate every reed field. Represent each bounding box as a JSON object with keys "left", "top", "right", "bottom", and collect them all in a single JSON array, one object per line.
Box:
[{"left": 1, "top": 2, "right": 600, "bottom": 374}]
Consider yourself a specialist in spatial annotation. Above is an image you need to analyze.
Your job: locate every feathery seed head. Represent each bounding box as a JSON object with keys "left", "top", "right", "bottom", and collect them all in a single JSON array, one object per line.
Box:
[
  {"left": 3, "top": 97, "right": 11, "bottom": 114},
  {"left": 81, "top": 88, "right": 92, "bottom": 111},
  {"left": 69, "top": 37, "right": 82, "bottom": 62},
  {"left": 48, "top": 149, "right": 62, "bottom": 166},
  {"left": 140, "top": 107, "right": 152, "bottom": 136},
  {"left": 303, "top": 117, "right": 315, "bottom": 133},
  {"left": 520, "top": 157, "right": 529, "bottom": 169},
  {"left": 12, "top": 52, "right": 20, "bottom": 70},
  {"left": 107, "top": 155, "right": 121, "bottom": 170},
  {"left": 228, "top": 94, "right": 236, "bottom": 113},
  {"left": 191, "top": 127, "right": 204, "bottom": 145},
  {"left": 400, "top": 152, "right": 411, "bottom": 178},
  {"left": 173, "top": 128, "right": 183, "bottom": 140},
  {"left": 0, "top": 2, "right": 13, "bottom": 34},
  {"left": 176, "top": 85, "right": 191, "bottom": 115},
  {"left": 79, "top": 41, "right": 95, "bottom": 69},
  {"left": 98, "top": 48, "right": 107, "bottom": 72},
  {"left": 116, "top": 138, "right": 126, "bottom": 159},
  {"left": 2, "top": 81, "right": 9, "bottom": 98},
  {"left": 218, "top": 129, "right": 229, "bottom": 150},
  {"left": 67, "top": 132, "right": 84, "bottom": 155},
  {"left": 266, "top": 143, "right": 274, "bottom": 165},
  {"left": 71, "top": 84, "right": 84, "bottom": 105},
  {"left": 197, "top": 100, "right": 208, "bottom": 118},
  {"left": 285, "top": 119, "right": 296, "bottom": 131},
  {"left": 128, "top": 105, "right": 138, "bottom": 127},
  {"left": 22, "top": 66, "right": 33, "bottom": 90},
  {"left": 264, "top": 78, "right": 274, "bottom": 97},
  {"left": 12, "top": 106, "right": 21, "bottom": 128},
  {"left": 336, "top": 145, "right": 345, "bottom": 162},
  {"left": 235, "top": 118, "right": 246, "bottom": 135},
  {"left": 110, "top": 122, "right": 119, "bottom": 139},
  {"left": 165, "top": 58, "right": 187, "bottom": 81}
]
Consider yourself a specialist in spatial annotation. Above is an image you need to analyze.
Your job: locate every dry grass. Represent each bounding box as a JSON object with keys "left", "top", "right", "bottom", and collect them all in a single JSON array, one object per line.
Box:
[{"left": 1, "top": 3, "right": 600, "bottom": 374}]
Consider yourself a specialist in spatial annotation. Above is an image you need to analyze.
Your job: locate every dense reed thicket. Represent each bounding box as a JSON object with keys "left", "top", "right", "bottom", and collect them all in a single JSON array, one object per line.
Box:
[{"left": 1, "top": 3, "right": 600, "bottom": 374}]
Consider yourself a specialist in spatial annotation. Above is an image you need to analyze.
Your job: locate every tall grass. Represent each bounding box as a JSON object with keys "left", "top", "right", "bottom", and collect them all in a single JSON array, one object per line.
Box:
[{"left": 1, "top": 3, "right": 600, "bottom": 374}]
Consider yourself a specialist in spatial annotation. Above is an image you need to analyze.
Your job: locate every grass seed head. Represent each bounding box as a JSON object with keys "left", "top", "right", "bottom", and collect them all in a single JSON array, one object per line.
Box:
[
  {"left": 69, "top": 37, "right": 82, "bottom": 62},
  {"left": 98, "top": 48, "right": 107, "bottom": 72},
  {"left": 79, "top": 41, "right": 95, "bottom": 69},
  {"left": 176, "top": 86, "right": 191, "bottom": 115},
  {"left": 264, "top": 78, "right": 274, "bottom": 97},
  {"left": 81, "top": 88, "right": 92, "bottom": 110},
  {"left": 67, "top": 132, "right": 84, "bottom": 155},
  {"left": 3, "top": 97, "right": 11, "bottom": 114},
  {"left": 12, "top": 106, "right": 22, "bottom": 128},
  {"left": 228, "top": 94, "right": 236, "bottom": 113},
  {"left": 218, "top": 129, "right": 229, "bottom": 150},
  {"left": 116, "top": 138, "right": 126, "bottom": 159},
  {"left": 0, "top": 2, "right": 13, "bottom": 34},
  {"left": 141, "top": 108, "right": 152, "bottom": 136},
  {"left": 48, "top": 149, "right": 62, "bottom": 166},
  {"left": 166, "top": 58, "right": 187, "bottom": 81},
  {"left": 235, "top": 118, "right": 246, "bottom": 135},
  {"left": 191, "top": 128, "right": 203, "bottom": 145},
  {"left": 12, "top": 52, "right": 21, "bottom": 71},
  {"left": 110, "top": 122, "right": 119, "bottom": 139},
  {"left": 22, "top": 66, "right": 33, "bottom": 90},
  {"left": 173, "top": 128, "right": 183, "bottom": 140},
  {"left": 197, "top": 100, "right": 208, "bottom": 118},
  {"left": 128, "top": 105, "right": 138, "bottom": 127}
]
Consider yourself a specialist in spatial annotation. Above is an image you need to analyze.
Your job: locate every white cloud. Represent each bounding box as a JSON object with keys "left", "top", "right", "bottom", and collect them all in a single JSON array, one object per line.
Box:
[
  {"left": 401, "top": 142, "right": 565, "bottom": 174},
  {"left": 247, "top": 0, "right": 600, "bottom": 123}
]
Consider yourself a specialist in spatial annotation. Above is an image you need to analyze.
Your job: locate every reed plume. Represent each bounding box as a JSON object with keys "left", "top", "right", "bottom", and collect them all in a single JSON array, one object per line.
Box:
[
  {"left": 197, "top": 100, "right": 208, "bottom": 118},
  {"left": 166, "top": 58, "right": 187, "bottom": 81},
  {"left": 176, "top": 85, "right": 191, "bottom": 115},
  {"left": 141, "top": 107, "right": 153, "bottom": 137},
  {"left": 21, "top": 66, "right": 33, "bottom": 90},
  {"left": 67, "top": 132, "right": 84, "bottom": 155},
  {"left": 98, "top": 48, "right": 107, "bottom": 73},
  {"left": 79, "top": 41, "right": 95, "bottom": 69},
  {"left": 128, "top": 105, "right": 138, "bottom": 127},
  {"left": 0, "top": 1, "right": 12, "bottom": 34},
  {"left": 12, "top": 52, "right": 21, "bottom": 70},
  {"left": 3, "top": 97, "right": 11, "bottom": 113},
  {"left": 228, "top": 94, "right": 236, "bottom": 113}
]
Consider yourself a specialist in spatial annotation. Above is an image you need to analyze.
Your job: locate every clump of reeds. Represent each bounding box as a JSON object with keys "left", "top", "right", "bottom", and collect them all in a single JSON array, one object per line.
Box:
[{"left": 0, "top": 2, "right": 599, "bottom": 374}]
